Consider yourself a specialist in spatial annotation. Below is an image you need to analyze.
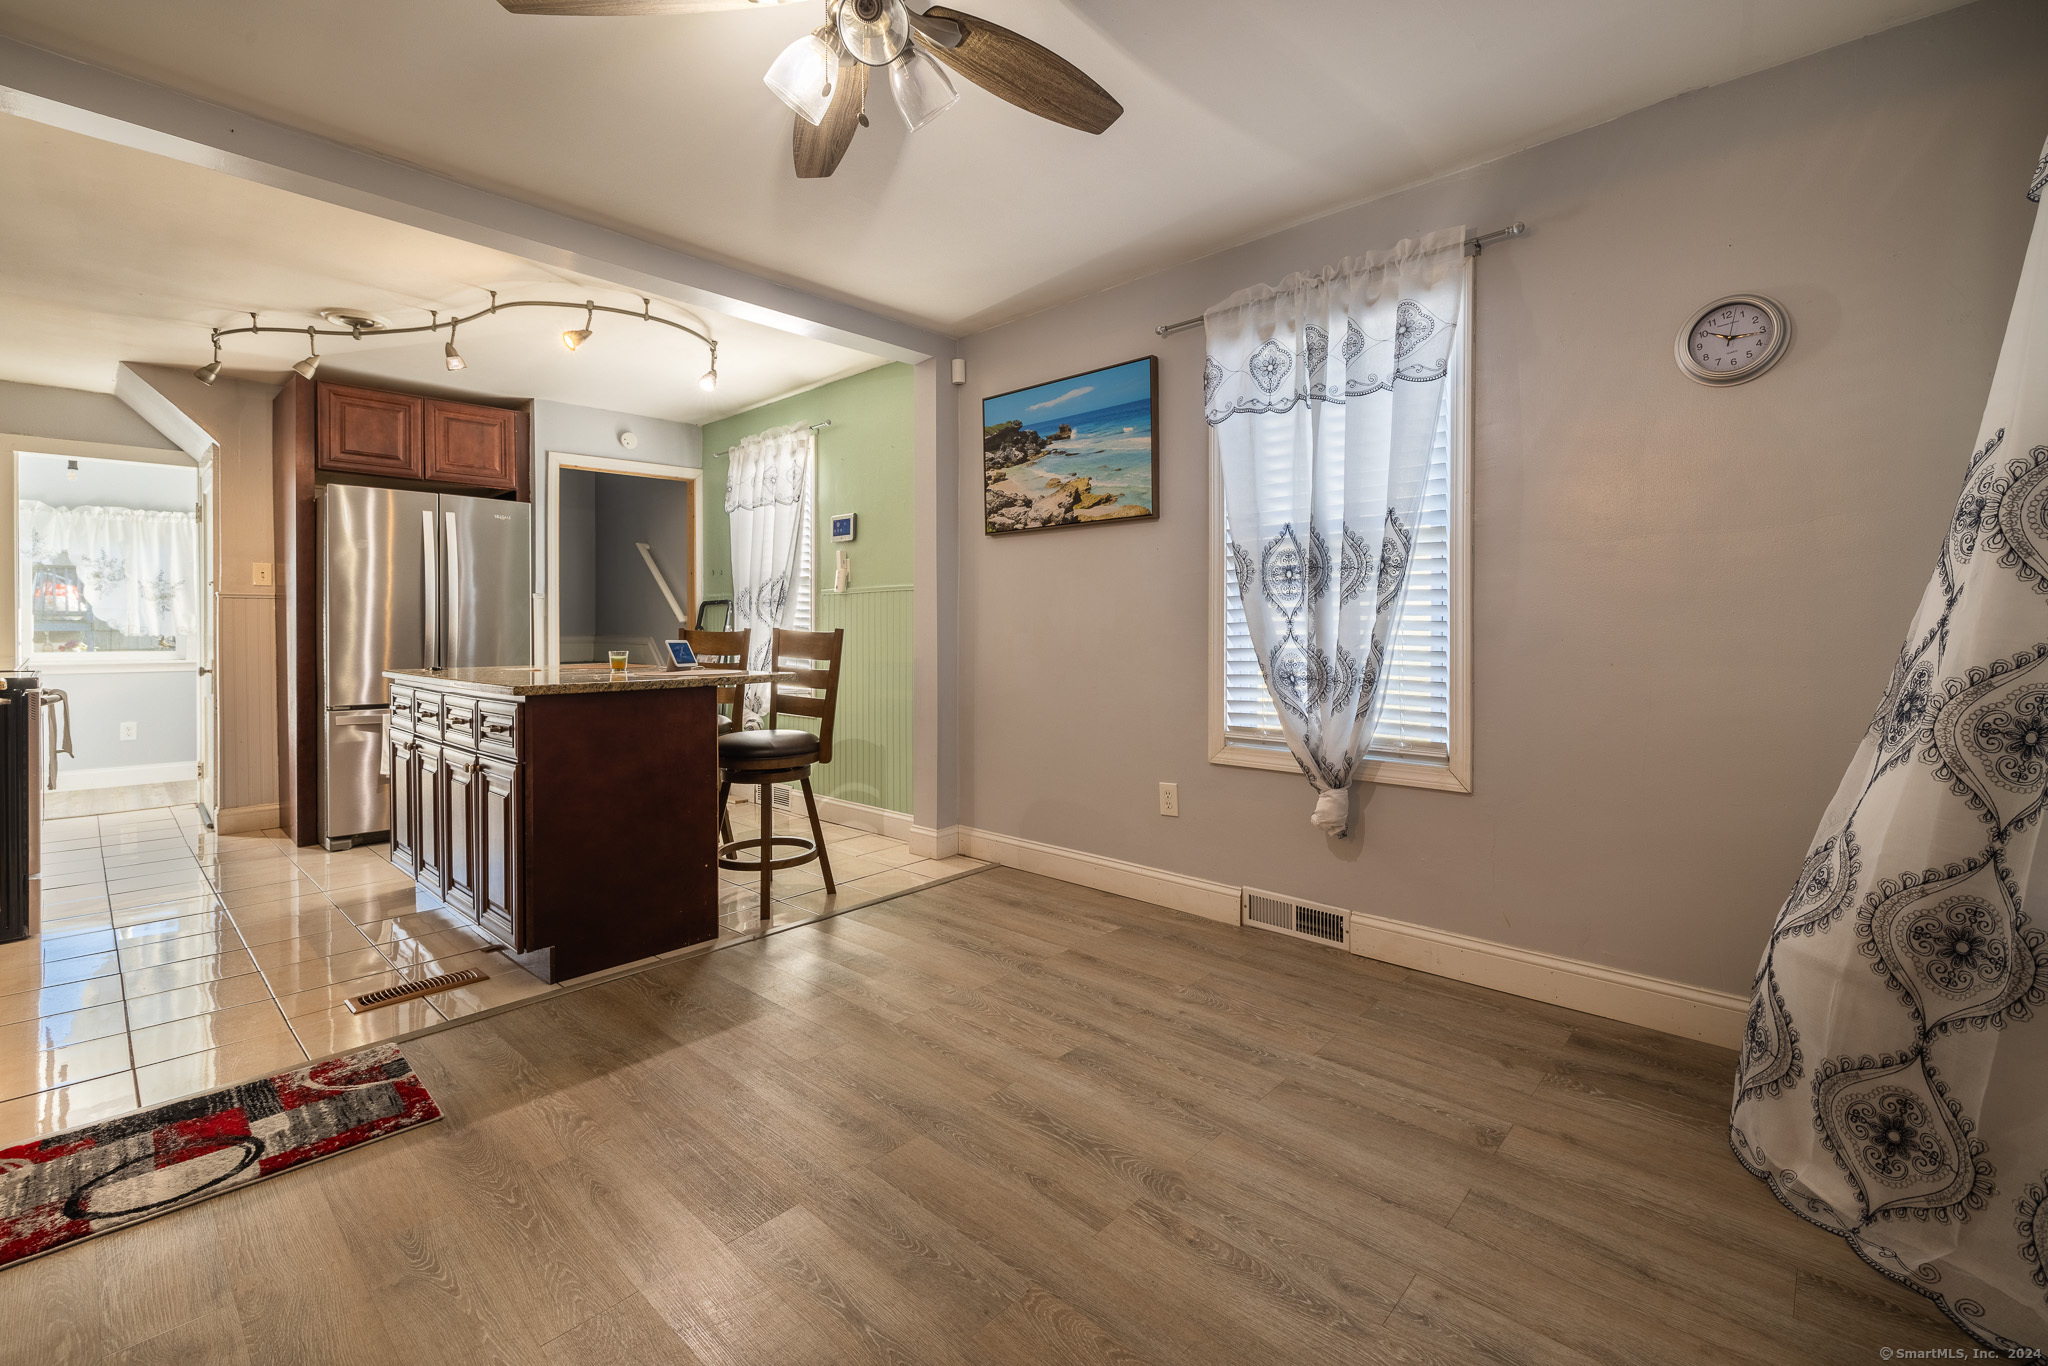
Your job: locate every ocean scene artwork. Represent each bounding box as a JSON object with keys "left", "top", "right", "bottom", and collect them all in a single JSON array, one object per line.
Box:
[{"left": 983, "top": 356, "right": 1157, "bottom": 534}]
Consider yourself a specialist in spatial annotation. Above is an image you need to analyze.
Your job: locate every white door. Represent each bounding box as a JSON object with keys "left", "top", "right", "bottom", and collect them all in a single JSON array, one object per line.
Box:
[{"left": 195, "top": 459, "right": 218, "bottom": 823}]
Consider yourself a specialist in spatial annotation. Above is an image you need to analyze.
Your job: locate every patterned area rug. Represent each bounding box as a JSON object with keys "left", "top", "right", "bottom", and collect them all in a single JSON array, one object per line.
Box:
[{"left": 0, "top": 1042, "right": 440, "bottom": 1268}]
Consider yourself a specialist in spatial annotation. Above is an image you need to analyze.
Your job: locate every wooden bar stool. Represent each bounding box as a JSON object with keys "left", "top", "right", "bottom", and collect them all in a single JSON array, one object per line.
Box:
[
  {"left": 715, "top": 628, "right": 844, "bottom": 924},
  {"left": 683, "top": 627, "right": 750, "bottom": 844}
]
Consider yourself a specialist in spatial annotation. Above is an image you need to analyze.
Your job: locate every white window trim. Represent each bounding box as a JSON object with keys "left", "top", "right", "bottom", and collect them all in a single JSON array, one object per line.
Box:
[{"left": 1205, "top": 289, "right": 1473, "bottom": 795}]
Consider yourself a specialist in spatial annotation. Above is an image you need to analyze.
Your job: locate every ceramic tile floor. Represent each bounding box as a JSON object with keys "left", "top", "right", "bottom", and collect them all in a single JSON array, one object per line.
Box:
[{"left": 0, "top": 799, "right": 984, "bottom": 1148}]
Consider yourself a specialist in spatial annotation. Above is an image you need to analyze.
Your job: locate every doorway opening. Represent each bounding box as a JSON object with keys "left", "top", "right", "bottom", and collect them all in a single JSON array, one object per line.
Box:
[
  {"left": 15, "top": 450, "right": 209, "bottom": 819},
  {"left": 545, "top": 452, "right": 702, "bottom": 666}
]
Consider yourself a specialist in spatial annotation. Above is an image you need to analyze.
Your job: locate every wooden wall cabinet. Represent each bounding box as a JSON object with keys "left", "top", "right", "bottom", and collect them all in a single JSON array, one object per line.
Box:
[
  {"left": 424, "top": 400, "right": 520, "bottom": 487},
  {"left": 317, "top": 384, "right": 422, "bottom": 479}
]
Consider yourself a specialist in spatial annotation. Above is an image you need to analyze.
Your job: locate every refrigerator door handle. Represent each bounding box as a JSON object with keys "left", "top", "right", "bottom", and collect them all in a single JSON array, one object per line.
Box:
[
  {"left": 422, "top": 508, "right": 441, "bottom": 670},
  {"left": 444, "top": 510, "right": 461, "bottom": 667}
]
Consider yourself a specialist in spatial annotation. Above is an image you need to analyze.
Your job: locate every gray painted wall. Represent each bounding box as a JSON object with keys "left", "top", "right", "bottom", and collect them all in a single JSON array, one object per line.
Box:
[
  {"left": 953, "top": 0, "right": 2048, "bottom": 998},
  {"left": 0, "top": 379, "right": 178, "bottom": 451},
  {"left": 42, "top": 668, "right": 197, "bottom": 772}
]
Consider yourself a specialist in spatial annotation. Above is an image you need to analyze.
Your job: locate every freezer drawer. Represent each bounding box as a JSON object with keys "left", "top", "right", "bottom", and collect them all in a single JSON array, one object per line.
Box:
[{"left": 321, "top": 708, "right": 392, "bottom": 845}]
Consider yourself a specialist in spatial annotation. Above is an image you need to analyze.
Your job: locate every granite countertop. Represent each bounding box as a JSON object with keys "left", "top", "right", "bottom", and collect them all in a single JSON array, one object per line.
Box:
[{"left": 385, "top": 665, "right": 791, "bottom": 698}]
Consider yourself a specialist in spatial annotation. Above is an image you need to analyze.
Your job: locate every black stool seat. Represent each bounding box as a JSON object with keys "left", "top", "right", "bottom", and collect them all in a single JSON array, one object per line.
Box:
[
  {"left": 719, "top": 728, "right": 820, "bottom": 764},
  {"left": 717, "top": 715, "right": 738, "bottom": 736}
]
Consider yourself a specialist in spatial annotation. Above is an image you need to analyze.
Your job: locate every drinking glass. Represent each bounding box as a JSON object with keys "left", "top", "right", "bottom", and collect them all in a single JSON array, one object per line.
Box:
[{"left": 609, "top": 650, "right": 629, "bottom": 678}]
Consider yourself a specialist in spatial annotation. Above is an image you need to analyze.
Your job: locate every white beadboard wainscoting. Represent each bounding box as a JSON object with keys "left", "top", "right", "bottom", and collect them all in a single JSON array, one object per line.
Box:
[{"left": 216, "top": 591, "right": 279, "bottom": 818}]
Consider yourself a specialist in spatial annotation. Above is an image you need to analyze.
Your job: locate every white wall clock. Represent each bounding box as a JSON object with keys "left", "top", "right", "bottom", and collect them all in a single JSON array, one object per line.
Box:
[{"left": 1675, "top": 294, "right": 1791, "bottom": 386}]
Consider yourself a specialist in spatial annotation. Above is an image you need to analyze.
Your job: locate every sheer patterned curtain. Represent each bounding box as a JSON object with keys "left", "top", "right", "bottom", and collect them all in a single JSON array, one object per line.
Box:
[
  {"left": 20, "top": 501, "right": 198, "bottom": 646},
  {"left": 725, "top": 424, "right": 813, "bottom": 724},
  {"left": 1205, "top": 227, "right": 1468, "bottom": 835},
  {"left": 1730, "top": 140, "right": 2048, "bottom": 1354}
]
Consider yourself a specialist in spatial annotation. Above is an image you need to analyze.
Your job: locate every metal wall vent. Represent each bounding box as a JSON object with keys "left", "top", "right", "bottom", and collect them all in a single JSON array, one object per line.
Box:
[
  {"left": 345, "top": 969, "right": 489, "bottom": 1014},
  {"left": 1242, "top": 888, "right": 1350, "bottom": 949}
]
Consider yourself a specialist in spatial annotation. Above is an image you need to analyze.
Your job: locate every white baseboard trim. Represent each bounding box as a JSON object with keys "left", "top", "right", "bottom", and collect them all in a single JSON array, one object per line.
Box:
[
  {"left": 811, "top": 794, "right": 914, "bottom": 842},
  {"left": 952, "top": 824, "right": 1746, "bottom": 1048},
  {"left": 52, "top": 761, "right": 197, "bottom": 792},
  {"left": 1344, "top": 910, "right": 1746, "bottom": 1049},
  {"left": 215, "top": 803, "right": 280, "bottom": 835},
  {"left": 908, "top": 824, "right": 960, "bottom": 860},
  {"left": 956, "top": 827, "right": 1239, "bottom": 924}
]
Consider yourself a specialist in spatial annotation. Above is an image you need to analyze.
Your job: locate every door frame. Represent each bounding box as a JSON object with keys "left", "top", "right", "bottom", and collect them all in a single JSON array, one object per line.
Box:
[{"left": 541, "top": 450, "right": 703, "bottom": 669}]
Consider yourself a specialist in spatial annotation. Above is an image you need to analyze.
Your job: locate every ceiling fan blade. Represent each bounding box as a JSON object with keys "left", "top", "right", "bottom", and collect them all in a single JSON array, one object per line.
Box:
[
  {"left": 496, "top": 0, "right": 759, "bottom": 14},
  {"left": 793, "top": 58, "right": 867, "bottom": 180},
  {"left": 919, "top": 7, "right": 1122, "bottom": 135}
]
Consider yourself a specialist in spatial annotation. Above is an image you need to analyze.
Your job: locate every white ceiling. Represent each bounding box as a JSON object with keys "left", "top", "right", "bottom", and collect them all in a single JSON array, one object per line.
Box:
[
  {"left": 0, "top": 0, "right": 1967, "bottom": 334},
  {"left": 0, "top": 112, "right": 884, "bottom": 421}
]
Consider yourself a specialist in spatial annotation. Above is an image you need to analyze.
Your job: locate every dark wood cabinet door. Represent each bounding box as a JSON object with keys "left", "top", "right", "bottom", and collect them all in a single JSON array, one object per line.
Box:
[
  {"left": 444, "top": 753, "right": 479, "bottom": 917},
  {"left": 423, "top": 400, "right": 518, "bottom": 489},
  {"left": 388, "top": 733, "right": 418, "bottom": 876},
  {"left": 415, "top": 742, "right": 446, "bottom": 896},
  {"left": 317, "top": 383, "right": 422, "bottom": 479},
  {"left": 478, "top": 755, "right": 519, "bottom": 946}
]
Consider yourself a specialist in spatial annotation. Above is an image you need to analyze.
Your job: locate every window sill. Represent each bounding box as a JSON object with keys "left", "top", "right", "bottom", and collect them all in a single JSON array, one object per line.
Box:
[
  {"left": 1210, "top": 738, "right": 1471, "bottom": 793},
  {"left": 28, "top": 657, "right": 198, "bottom": 675}
]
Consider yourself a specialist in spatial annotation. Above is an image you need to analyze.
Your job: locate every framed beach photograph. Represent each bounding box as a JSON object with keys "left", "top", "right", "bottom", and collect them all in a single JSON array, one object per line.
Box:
[{"left": 983, "top": 356, "right": 1158, "bottom": 535}]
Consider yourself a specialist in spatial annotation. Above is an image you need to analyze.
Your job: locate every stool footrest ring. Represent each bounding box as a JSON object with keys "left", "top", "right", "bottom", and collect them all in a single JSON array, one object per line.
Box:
[{"left": 718, "top": 834, "right": 821, "bottom": 873}]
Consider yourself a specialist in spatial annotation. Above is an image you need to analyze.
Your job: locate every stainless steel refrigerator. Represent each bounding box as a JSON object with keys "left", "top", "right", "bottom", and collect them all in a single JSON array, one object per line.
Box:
[{"left": 320, "top": 485, "right": 531, "bottom": 850}]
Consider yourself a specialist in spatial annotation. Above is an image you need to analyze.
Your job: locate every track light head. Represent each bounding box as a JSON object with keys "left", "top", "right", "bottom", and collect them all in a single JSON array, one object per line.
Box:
[
  {"left": 194, "top": 359, "right": 223, "bottom": 386},
  {"left": 445, "top": 340, "right": 466, "bottom": 372},
  {"left": 700, "top": 368, "right": 719, "bottom": 392},
  {"left": 562, "top": 302, "right": 596, "bottom": 352},
  {"left": 292, "top": 354, "right": 321, "bottom": 379}
]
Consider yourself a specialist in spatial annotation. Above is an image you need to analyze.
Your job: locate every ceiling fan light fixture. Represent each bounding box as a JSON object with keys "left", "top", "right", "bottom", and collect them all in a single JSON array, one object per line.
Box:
[
  {"left": 765, "top": 31, "right": 839, "bottom": 126},
  {"left": 890, "top": 45, "right": 958, "bottom": 131},
  {"left": 838, "top": 0, "right": 909, "bottom": 66}
]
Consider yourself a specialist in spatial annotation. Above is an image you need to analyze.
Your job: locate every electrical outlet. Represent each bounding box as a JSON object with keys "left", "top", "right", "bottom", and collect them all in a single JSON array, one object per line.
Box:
[
  {"left": 119, "top": 721, "right": 137, "bottom": 741},
  {"left": 1158, "top": 782, "right": 1179, "bottom": 817},
  {"left": 252, "top": 562, "right": 273, "bottom": 587}
]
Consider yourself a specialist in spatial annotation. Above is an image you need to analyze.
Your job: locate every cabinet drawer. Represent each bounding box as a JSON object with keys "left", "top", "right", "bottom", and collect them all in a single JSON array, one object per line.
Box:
[
  {"left": 412, "top": 691, "right": 448, "bottom": 734},
  {"left": 389, "top": 687, "right": 415, "bottom": 734},
  {"left": 317, "top": 383, "right": 422, "bottom": 479},
  {"left": 440, "top": 696, "right": 480, "bottom": 751},
  {"left": 477, "top": 700, "right": 521, "bottom": 758}
]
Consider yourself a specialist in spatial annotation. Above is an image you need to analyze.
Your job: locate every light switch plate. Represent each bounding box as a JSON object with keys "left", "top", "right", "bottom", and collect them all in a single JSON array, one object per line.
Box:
[{"left": 252, "top": 562, "right": 273, "bottom": 587}]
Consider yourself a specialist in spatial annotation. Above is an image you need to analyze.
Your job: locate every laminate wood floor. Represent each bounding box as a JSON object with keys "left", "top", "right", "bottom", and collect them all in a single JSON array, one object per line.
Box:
[{"left": 0, "top": 867, "right": 1975, "bottom": 1365}]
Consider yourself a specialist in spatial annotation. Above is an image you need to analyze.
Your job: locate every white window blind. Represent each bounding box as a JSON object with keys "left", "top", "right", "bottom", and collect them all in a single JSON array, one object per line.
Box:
[
  {"left": 1222, "top": 403, "right": 1453, "bottom": 758},
  {"left": 791, "top": 449, "right": 816, "bottom": 632}
]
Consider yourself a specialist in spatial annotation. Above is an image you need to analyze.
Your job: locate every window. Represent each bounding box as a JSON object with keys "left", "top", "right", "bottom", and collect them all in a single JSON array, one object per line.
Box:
[
  {"left": 1208, "top": 336, "right": 1471, "bottom": 793},
  {"left": 18, "top": 454, "right": 200, "bottom": 664}
]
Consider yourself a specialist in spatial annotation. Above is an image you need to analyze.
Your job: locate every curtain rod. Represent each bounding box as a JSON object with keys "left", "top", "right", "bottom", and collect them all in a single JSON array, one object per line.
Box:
[
  {"left": 1153, "top": 221, "right": 1526, "bottom": 337},
  {"left": 711, "top": 419, "right": 830, "bottom": 457}
]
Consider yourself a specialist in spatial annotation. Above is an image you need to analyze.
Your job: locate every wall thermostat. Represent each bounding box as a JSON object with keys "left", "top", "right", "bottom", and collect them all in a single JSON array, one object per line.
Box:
[
  {"left": 831, "top": 514, "right": 857, "bottom": 543},
  {"left": 619, "top": 430, "right": 638, "bottom": 449}
]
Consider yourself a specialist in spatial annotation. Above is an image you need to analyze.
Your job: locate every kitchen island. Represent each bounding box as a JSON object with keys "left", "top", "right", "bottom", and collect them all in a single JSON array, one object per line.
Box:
[{"left": 384, "top": 664, "right": 786, "bottom": 982}]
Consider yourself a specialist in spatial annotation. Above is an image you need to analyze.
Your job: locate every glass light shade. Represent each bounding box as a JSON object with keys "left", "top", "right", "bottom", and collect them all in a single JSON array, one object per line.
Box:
[
  {"left": 890, "top": 46, "right": 958, "bottom": 131},
  {"left": 764, "top": 32, "right": 838, "bottom": 125},
  {"left": 444, "top": 341, "right": 466, "bottom": 372},
  {"left": 562, "top": 327, "right": 592, "bottom": 351},
  {"left": 837, "top": 0, "right": 908, "bottom": 66}
]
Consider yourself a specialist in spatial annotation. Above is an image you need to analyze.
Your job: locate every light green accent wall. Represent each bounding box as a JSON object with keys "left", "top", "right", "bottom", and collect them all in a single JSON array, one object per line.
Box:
[{"left": 703, "top": 362, "right": 914, "bottom": 813}]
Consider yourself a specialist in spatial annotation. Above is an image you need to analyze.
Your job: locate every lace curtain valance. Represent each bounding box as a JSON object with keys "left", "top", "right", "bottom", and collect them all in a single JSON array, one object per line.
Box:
[{"left": 20, "top": 501, "right": 198, "bottom": 645}]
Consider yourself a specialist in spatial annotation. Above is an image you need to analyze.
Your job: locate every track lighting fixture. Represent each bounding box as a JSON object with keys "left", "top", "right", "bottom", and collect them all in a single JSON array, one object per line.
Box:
[
  {"left": 192, "top": 295, "right": 718, "bottom": 391},
  {"left": 193, "top": 337, "right": 223, "bottom": 386},
  {"left": 562, "top": 303, "right": 595, "bottom": 352}
]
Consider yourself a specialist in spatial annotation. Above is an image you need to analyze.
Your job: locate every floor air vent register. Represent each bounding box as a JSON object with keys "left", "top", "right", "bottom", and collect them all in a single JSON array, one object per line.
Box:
[
  {"left": 345, "top": 969, "right": 489, "bottom": 1014},
  {"left": 1242, "top": 888, "right": 1350, "bottom": 949}
]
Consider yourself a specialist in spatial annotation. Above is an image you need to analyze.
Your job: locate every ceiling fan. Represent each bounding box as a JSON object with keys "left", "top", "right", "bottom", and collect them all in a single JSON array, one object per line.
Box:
[{"left": 496, "top": 0, "right": 1123, "bottom": 178}]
